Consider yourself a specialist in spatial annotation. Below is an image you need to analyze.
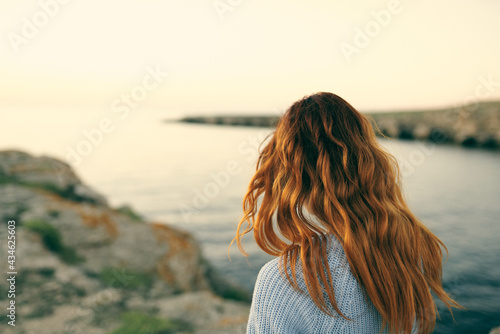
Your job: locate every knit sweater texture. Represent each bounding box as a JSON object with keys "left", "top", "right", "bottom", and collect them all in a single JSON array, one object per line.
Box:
[{"left": 246, "top": 234, "right": 418, "bottom": 333}]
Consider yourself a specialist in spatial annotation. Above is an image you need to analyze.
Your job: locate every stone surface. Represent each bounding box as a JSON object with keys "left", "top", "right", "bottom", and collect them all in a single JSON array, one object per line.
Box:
[
  {"left": 155, "top": 291, "right": 249, "bottom": 334},
  {"left": 0, "top": 151, "right": 250, "bottom": 334},
  {"left": 0, "top": 150, "right": 79, "bottom": 189},
  {"left": 0, "top": 150, "right": 108, "bottom": 205}
]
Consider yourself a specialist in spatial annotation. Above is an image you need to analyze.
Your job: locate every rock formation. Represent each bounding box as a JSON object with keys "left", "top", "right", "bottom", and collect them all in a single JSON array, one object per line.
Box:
[{"left": 0, "top": 150, "right": 250, "bottom": 334}]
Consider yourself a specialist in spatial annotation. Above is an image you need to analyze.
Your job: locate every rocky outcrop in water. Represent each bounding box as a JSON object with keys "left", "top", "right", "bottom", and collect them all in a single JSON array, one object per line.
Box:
[
  {"left": 0, "top": 150, "right": 250, "bottom": 334},
  {"left": 368, "top": 101, "right": 500, "bottom": 149},
  {"left": 177, "top": 101, "right": 500, "bottom": 149}
]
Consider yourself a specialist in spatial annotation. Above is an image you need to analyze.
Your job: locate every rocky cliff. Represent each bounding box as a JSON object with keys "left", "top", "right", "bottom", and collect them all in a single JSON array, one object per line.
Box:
[{"left": 0, "top": 150, "right": 249, "bottom": 334}]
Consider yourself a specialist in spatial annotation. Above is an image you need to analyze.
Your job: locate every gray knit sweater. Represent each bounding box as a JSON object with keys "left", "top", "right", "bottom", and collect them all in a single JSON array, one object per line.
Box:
[{"left": 246, "top": 234, "right": 418, "bottom": 333}]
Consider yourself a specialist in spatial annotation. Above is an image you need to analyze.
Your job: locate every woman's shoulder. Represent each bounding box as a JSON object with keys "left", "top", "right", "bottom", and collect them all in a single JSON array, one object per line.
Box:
[
  {"left": 249, "top": 258, "right": 316, "bottom": 333},
  {"left": 253, "top": 257, "right": 291, "bottom": 295},
  {"left": 258, "top": 256, "right": 282, "bottom": 276},
  {"left": 257, "top": 235, "right": 375, "bottom": 313},
  {"left": 254, "top": 234, "right": 351, "bottom": 294},
  {"left": 249, "top": 235, "right": 382, "bottom": 332},
  {"left": 256, "top": 234, "right": 346, "bottom": 275}
]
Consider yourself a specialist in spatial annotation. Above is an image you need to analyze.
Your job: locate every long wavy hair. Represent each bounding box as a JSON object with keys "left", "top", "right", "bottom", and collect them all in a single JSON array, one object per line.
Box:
[{"left": 232, "top": 92, "right": 462, "bottom": 333}]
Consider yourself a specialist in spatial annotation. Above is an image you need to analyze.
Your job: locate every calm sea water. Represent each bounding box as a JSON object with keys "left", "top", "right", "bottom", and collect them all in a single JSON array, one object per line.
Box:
[{"left": 2, "top": 109, "right": 499, "bottom": 333}]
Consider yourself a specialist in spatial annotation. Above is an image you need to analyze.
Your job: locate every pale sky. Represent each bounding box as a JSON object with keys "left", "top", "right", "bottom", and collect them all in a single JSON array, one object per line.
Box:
[{"left": 1, "top": 0, "right": 500, "bottom": 114}]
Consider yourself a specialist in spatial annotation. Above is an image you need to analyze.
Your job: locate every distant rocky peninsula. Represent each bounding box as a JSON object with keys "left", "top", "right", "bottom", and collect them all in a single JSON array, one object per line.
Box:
[
  {"left": 177, "top": 101, "right": 500, "bottom": 149},
  {"left": 0, "top": 150, "right": 250, "bottom": 334}
]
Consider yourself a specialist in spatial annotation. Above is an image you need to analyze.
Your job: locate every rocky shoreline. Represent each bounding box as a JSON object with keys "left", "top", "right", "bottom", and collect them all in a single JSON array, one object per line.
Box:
[
  {"left": 176, "top": 100, "right": 500, "bottom": 150},
  {"left": 0, "top": 150, "right": 250, "bottom": 334}
]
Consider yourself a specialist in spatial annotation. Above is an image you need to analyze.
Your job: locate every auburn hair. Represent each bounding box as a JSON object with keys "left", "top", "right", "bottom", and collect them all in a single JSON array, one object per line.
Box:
[{"left": 232, "top": 92, "right": 462, "bottom": 333}]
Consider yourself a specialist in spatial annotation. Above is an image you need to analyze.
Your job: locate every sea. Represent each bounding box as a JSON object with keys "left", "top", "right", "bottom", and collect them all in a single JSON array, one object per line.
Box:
[{"left": 1, "top": 108, "right": 499, "bottom": 333}]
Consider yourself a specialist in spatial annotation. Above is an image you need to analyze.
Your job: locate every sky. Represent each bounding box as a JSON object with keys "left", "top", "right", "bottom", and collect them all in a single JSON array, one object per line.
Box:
[{"left": 1, "top": 0, "right": 500, "bottom": 115}]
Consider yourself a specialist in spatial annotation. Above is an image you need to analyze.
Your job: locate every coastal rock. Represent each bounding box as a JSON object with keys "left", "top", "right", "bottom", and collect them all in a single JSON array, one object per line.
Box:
[
  {"left": 155, "top": 291, "right": 250, "bottom": 334},
  {"left": 0, "top": 150, "right": 79, "bottom": 189},
  {"left": 0, "top": 150, "right": 250, "bottom": 334},
  {"left": 0, "top": 157, "right": 209, "bottom": 294},
  {"left": 73, "top": 184, "right": 108, "bottom": 206},
  {"left": 125, "top": 291, "right": 250, "bottom": 334},
  {"left": 375, "top": 118, "right": 399, "bottom": 138},
  {"left": 412, "top": 124, "right": 431, "bottom": 140},
  {"left": 0, "top": 150, "right": 107, "bottom": 205}
]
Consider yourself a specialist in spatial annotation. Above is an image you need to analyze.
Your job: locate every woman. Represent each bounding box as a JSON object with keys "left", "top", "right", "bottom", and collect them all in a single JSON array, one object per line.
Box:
[{"left": 232, "top": 93, "right": 462, "bottom": 333}]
